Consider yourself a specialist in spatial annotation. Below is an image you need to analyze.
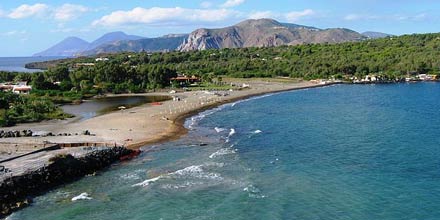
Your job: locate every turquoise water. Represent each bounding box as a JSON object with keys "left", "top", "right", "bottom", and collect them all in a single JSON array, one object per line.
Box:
[{"left": 9, "top": 83, "right": 440, "bottom": 220}]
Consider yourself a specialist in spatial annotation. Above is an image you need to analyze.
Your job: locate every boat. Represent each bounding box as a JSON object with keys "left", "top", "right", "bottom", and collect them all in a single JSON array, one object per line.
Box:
[{"left": 119, "top": 150, "right": 141, "bottom": 161}]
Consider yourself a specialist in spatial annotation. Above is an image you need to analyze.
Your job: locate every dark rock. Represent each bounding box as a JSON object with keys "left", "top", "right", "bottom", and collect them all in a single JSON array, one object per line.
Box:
[{"left": 0, "top": 147, "right": 134, "bottom": 218}]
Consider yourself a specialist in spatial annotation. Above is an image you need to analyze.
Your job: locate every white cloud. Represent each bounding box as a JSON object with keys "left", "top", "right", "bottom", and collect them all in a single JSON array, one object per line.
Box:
[
  {"left": 53, "top": 4, "right": 89, "bottom": 21},
  {"left": 92, "top": 7, "right": 240, "bottom": 27},
  {"left": 221, "top": 0, "right": 245, "bottom": 8},
  {"left": 1, "top": 30, "right": 27, "bottom": 37},
  {"left": 200, "top": 1, "right": 213, "bottom": 8},
  {"left": 248, "top": 11, "right": 275, "bottom": 19},
  {"left": 248, "top": 9, "right": 315, "bottom": 23},
  {"left": 344, "top": 14, "right": 379, "bottom": 21},
  {"left": 285, "top": 9, "right": 315, "bottom": 22},
  {"left": 344, "top": 13, "right": 427, "bottom": 22},
  {"left": 5, "top": 3, "right": 89, "bottom": 22},
  {"left": 8, "top": 3, "right": 48, "bottom": 19}
]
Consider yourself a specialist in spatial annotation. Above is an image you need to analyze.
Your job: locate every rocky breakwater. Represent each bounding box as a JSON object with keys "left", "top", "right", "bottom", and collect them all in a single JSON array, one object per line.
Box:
[
  {"left": 0, "top": 129, "right": 94, "bottom": 138},
  {"left": 0, "top": 146, "right": 136, "bottom": 217},
  {"left": 0, "top": 130, "right": 33, "bottom": 138}
]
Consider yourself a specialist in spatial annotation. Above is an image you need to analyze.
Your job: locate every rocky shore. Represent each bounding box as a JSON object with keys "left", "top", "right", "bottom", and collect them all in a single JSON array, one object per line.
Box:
[
  {"left": 0, "top": 129, "right": 93, "bottom": 138},
  {"left": 0, "top": 146, "right": 135, "bottom": 217}
]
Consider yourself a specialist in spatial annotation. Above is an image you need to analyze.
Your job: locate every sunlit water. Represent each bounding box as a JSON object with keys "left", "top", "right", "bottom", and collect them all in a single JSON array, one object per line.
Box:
[
  {"left": 0, "top": 57, "right": 64, "bottom": 73},
  {"left": 62, "top": 96, "right": 170, "bottom": 121},
  {"left": 9, "top": 83, "right": 440, "bottom": 220}
]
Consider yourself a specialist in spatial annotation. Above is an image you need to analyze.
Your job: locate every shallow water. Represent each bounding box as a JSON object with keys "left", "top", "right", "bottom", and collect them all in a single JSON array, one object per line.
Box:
[
  {"left": 61, "top": 95, "right": 170, "bottom": 121},
  {"left": 9, "top": 83, "right": 440, "bottom": 220}
]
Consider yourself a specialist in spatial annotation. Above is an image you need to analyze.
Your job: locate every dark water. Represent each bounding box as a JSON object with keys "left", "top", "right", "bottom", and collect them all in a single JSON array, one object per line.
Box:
[
  {"left": 9, "top": 83, "right": 440, "bottom": 220},
  {"left": 0, "top": 57, "right": 64, "bottom": 73},
  {"left": 61, "top": 96, "right": 170, "bottom": 121}
]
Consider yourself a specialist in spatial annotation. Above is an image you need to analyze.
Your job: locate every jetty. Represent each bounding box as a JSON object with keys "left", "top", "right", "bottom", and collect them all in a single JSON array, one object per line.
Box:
[{"left": 0, "top": 143, "right": 136, "bottom": 217}]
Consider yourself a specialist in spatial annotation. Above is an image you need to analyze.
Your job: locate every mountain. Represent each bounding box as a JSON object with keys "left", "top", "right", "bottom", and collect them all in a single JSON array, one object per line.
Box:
[
  {"left": 362, "top": 31, "right": 394, "bottom": 39},
  {"left": 178, "top": 18, "right": 366, "bottom": 51},
  {"left": 80, "top": 35, "right": 188, "bottom": 55},
  {"left": 33, "top": 32, "right": 145, "bottom": 57},
  {"left": 34, "top": 19, "right": 369, "bottom": 56},
  {"left": 86, "top": 31, "right": 144, "bottom": 50},
  {"left": 33, "top": 37, "right": 90, "bottom": 57}
]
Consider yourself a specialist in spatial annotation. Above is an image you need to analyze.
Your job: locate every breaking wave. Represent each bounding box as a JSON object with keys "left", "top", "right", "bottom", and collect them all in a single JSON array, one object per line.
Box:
[
  {"left": 133, "top": 163, "right": 224, "bottom": 189},
  {"left": 71, "top": 192, "right": 92, "bottom": 201}
]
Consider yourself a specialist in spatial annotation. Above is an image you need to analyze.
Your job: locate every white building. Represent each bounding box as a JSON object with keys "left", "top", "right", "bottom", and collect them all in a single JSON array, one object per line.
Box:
[{"left": 12, "top": 85, "right": 32, "bottom": 94}]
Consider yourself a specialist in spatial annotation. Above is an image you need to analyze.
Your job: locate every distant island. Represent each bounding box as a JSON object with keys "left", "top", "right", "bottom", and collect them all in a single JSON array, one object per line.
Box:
[{"left": 33, "top": 18, "right": 392, "bottom": 57}]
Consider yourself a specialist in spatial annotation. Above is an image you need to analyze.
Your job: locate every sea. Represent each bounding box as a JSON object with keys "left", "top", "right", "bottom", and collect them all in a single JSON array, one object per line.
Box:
[
  {"left": 0, "top": 57, "right": 65, "bottom": 73},
  {"left": 7, "top": 83, "right": 440, "bottom": 220}
]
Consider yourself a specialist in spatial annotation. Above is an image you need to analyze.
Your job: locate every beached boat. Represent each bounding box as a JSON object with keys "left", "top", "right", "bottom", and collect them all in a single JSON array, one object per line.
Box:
[{"left": 119, "top": 149, "right": 141, "bottom": 161}]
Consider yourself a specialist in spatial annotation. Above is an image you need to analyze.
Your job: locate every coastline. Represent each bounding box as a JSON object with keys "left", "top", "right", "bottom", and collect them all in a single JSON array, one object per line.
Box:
[
  {"left": 0, "top": 80, "right": 338, "bottom": 153},
  {"left": 126, "top": 81, "right": 338, "bottom": 149}
]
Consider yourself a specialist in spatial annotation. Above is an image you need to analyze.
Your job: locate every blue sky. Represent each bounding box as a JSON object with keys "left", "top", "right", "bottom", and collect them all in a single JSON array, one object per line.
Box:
[{"left": 1, "top": 0, "right": 439, "bottom": 56}]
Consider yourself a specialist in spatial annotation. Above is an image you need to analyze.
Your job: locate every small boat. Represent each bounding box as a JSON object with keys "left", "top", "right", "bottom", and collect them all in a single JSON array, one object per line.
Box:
[
  {"left": 120, "top": 150, "right": 141, "bottom": 161},
  {"left": 118, "top": 106, "right": 126, "bottom": 110},
  {"left": 151, "top": 102, "right": 162, "bottom": 106}
]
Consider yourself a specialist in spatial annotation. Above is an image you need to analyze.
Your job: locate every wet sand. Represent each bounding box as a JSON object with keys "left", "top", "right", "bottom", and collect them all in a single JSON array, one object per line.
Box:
[{"left": 0, "top": 80, "right": 334, "bottom": 152}]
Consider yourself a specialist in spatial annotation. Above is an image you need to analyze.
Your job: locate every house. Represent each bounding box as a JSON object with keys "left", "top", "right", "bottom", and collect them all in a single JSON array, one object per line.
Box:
[
  {"left": 74, "top": 63, "right": 95, "bottom": 68},
  {"left": 417, "top": 74, "right": 436, "bottom": 81},
  {"left": 95, "top": 57, "right": 109, "bottom": 62},
  {"left": 0, "top": 84, "right": 13, "bottom": 92},
  {"left": 12, "top": 85, "right": 32, "bottom": 94},
  {"left": 0, "top": 81, "right": 32, "bottom": 94},
  {"left": 170, "top": 75, "right": 201, "bottom": 86}
]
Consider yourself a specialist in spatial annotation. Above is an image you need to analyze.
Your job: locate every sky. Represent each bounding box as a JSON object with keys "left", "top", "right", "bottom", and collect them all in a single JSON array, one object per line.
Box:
[{"left": 1, "top": 0, "right": 440, "bottom": 56}]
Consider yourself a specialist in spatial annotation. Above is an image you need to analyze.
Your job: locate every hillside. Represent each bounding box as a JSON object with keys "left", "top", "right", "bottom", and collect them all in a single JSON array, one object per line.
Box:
[
  {"left": 33, "top": 32, "right": 145, "bottom": 57},
  {"left": 24, "top": 32, "right": 440, "bottom": 82},
  {"left": 80, "top": 35, "right": 188, "bottom": 55},
  {"left": 33, "top": 37, "right": 90, "bottom": 57},
  {"left": 178, "top": 18, "right": 366, "bottom": 51},
  {"left": 86, "top": 31, "right": 144, "bottom": 50},
  {"left": 33, "top": 19, "right": 371, "bottom": 56},
  {"left": 362, "top": 31, "right": 394, "bottom": 39}
]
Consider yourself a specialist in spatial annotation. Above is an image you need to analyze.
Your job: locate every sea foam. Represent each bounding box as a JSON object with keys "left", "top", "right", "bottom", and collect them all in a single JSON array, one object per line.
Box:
[
  {"left": 209, "top": 148, "right": 237, "bottom": 159},
  {"left": 71, "top": 192, "right": 92, "bottom": 201},
  {"left": 133, "top": 164, "right": 223, "bottom": 188},
  {"left": 228, "top": 128, "right": 236, "bottom": 137},
  {"left": 132, "top": 176, "right": 162, "bottom": 187},
  {"left": 214, "top": 127, "right": 226, "bottom": 133}
]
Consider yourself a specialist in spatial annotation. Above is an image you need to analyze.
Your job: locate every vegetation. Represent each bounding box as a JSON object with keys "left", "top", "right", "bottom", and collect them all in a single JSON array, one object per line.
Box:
[
  {"left": 5, "top": 32, "right": 440, "bottom": 96},
  {"left": 1, "top": 32, "right": 440, "bottom": 126},
  {"left": 0, "top": 92, "right": 70, "bottom": 126}
]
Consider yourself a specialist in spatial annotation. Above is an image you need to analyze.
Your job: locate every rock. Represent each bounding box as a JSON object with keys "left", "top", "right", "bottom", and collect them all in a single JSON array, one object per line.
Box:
[{"left": 0, "top": 146, "right": 134, "bottom": 218}]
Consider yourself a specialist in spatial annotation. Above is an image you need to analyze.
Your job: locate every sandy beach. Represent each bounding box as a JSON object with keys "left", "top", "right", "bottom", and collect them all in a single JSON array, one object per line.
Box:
[{"left": 0, "top": 79, "right": 333, "bottom": 153}]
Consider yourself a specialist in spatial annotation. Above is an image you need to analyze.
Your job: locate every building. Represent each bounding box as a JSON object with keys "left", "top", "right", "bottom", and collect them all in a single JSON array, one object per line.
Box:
[
  {"left": 0, "top": 84, "right": 13, "bottom": 92},
  {"left": 0, "top": 82, "right": 32, "bottom": 94},
  {"left": 170, "top": 75, "right": 201, "bottom": 86},
  {"left": 12, "top": 86, "right": 32, "bottom": 94},
  {"left": 74, "top": 63, "right": 95, "bottom": 68},
  {"left": 417, "top": 74, "right": 436, "bottom": 81},
  {"left": 95, "top": 57, "right": 109, "bottom": 62}
]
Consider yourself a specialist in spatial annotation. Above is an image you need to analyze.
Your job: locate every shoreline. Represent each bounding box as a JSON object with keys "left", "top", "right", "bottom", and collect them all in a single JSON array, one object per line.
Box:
[
  {"left": 0, "top": 80, "right": 338, "bottom": 154},
  {"left": 126, "top": 81, "right": 339, "bottom": 149}
]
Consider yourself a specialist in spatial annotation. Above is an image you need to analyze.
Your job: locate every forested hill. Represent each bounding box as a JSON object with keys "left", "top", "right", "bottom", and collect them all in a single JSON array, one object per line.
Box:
[
  {"left": 14, "top": 32, "right": 440, "bottom": 95},
  {"left": 75, "top": 32, "right": 439, "bottom": 79},
  {"left": 166, "top": 32, "right": 440, "bottom": 79}
]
